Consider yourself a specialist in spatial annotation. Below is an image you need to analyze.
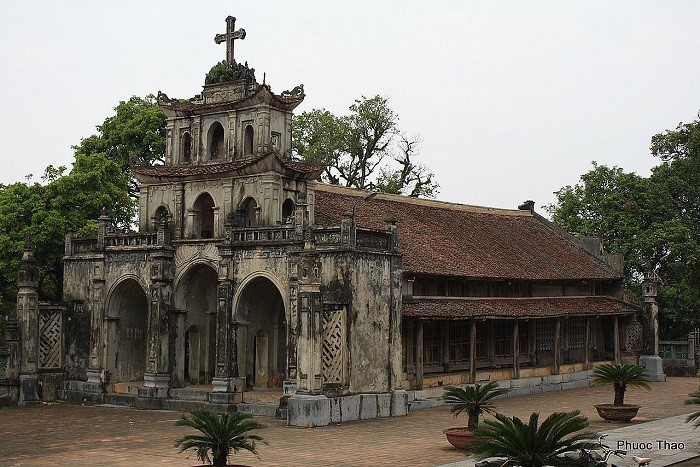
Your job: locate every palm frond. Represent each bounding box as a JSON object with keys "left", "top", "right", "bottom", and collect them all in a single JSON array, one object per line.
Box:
[
  {"left": 473, "top": 410, "right": 597, "bottom": 467},
  {"left": 590, "top": 364, "right": 652, "bottom": 389},
  {"left": 175, "top": 410, "right": 267, "bottom": 466},
  {"left": 442, "top": 381, "right": 510, "bottom": 417},
  {"left": 685, "top": 391, "right": 700, "bottom": 428}
]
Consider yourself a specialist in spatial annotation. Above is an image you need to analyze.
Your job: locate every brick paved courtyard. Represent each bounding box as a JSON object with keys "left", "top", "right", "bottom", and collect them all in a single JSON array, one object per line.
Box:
[{"left": 0, "top": 377, "right": 697, "bottom": 466}]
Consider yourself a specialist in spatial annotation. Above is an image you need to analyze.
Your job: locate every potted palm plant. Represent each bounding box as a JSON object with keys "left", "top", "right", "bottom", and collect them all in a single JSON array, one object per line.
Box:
[
  {"left": 441, "top": 381, "right": 510, "bottom": 449},
  {"left": 472, "top": 410, "right": 598, "bottom": 467},
  {"left": 591, "top": 363, "right": 651, "bottom": 422},
  {"left": 174, "top": 410, "right": 266, "bottom": 467}
]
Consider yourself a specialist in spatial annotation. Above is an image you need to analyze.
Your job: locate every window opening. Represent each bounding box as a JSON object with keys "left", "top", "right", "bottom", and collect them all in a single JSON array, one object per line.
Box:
[
  {"left": 182, "top": 132, "right": 192, "bottom": 162},
  {"left": 244, "top": 125, "right": 254, "bottom": 155},
  {"left": 209, "top": 122, "right": 225, "bottom": 160}
]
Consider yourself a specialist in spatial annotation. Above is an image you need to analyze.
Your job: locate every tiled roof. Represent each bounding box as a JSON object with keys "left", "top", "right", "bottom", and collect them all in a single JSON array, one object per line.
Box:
[
  {"left": 313, "top": 184, "right": 622, "bottom": 280},
  {"left": 133, "top": 154, "right": 324, "bottom": 178},
  {"left": 402, "top": 296, "right": 637, "bottom": 319}
]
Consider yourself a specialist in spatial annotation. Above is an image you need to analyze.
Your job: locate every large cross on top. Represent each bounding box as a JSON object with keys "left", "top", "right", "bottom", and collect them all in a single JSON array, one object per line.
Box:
[{"left": 215, "top": 16, "right": 246, "bottom": 65}]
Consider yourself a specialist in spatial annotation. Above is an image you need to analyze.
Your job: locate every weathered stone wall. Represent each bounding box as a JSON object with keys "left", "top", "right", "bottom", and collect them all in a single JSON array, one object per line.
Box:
[
  {"left": 62, "top": 257, "right": 94, "bottom": 380},
  {"left": 319, "top": 251, "right": 398, "bottom": 394}
]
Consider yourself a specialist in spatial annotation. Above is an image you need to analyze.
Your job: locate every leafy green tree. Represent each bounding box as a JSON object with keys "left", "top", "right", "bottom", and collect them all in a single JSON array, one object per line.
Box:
[
  {"left": 0, "top": 95, "right": 143, "bottom": 326},
  {"left": 175, "top": 410, "right": 266, "bottom": 467},
  {"left": 73, "top": 94, "right": 166, "bottom": 197},
  {"left": 547, "top": 115, "right": 700, "bottom": 337},
  {"left": 472, "top": 411, "right": 597, "bottom": 467},
  {"left": 292, "top": 95, "right": 439, "bottom": 197}
]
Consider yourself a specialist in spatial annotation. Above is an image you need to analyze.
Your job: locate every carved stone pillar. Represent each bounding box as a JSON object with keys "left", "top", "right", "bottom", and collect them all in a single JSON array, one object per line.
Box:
[
  {"left": 639, "top": 264, "right": 666, "bottom": 381},
  {"left": 142, "top": 250, "right": 174, "bottom": 393},
  {"left": 16, "top": 239, "right": 40, "bottom": 405}
]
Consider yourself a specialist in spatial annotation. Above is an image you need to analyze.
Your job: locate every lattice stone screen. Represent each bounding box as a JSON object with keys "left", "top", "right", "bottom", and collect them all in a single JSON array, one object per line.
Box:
[
  {"left": 0, "top": 355, "right": 7, "bottom": 378},
  {"left": 39, "top": 309, "right": 62, "bottom": 369},
  {"left": 322, "top": 307, "right": 346, "bottom": 385}
]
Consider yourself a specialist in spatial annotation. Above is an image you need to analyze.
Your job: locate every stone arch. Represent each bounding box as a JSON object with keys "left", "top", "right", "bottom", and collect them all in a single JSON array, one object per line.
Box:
[
  {"left": 192, "top": 192, "right": 216, "bottom": 238},
  {"left": 282, "top": 198, "right": 295, "bottom": 222},
  {"left": 173, "top": 263, "right": 218, "bottom": 385},
  {"left": 208, "top": 121, "right": 225, "bottom": 160},
  {"left": 239, "top": 196, "right": 258, "bottom": 228},
  {"left": 181, "top": 131, "right": 192, "bottom": 162},
  {"left": 244, "top": 124, "right": 254, "bottom": 156},
  {"left": 233, "top": 273, "right": 287, "bottom": 388},
  {"left": 105, "top": 276, "right": 148, "bottom": 384},
  {"left": 152, "top": 205, "right": 170, "bottom": 231}
]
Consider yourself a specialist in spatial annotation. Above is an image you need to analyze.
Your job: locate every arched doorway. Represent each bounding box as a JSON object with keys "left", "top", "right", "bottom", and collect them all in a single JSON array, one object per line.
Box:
[
  {"left": 235, "top": 276, "right": 286, "bottom": 388},
  {"left": 105, "top": 278, "right": 148, "bottom": 383},
  {"left": 174, "top": 264, "right": 218, "bottom": 385}
]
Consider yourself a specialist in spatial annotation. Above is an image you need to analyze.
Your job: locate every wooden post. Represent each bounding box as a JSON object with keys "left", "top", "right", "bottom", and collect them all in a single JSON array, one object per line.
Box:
[
  {"left": 441, "top": 321, "right": 450, "bottom": 372},
  {"left": 513, "top": 320, "right": 520, "bottom": 379},
  {"left": 614, "top": 316, "right": 621, "bottom": 364},
  {"left": 415, "top": 320, "right": 424, "bottom": 389},
  {"left": 469, "top": 320, "right": 477, "bottom": 383},
  {"left": 554, "top": 318, "right": 561, "bottom": 374},
  {"left": 584, "top": 317, "right": 591, "bottom": 369}
]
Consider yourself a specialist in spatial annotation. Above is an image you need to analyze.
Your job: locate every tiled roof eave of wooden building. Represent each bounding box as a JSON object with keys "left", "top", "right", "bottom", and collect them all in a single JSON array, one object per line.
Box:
[
  {"left": 402, "top": 296, "right": 639, "bottom": 320},
  {"left": 312, "top": 184, "right": 624, "bottom": 281}
]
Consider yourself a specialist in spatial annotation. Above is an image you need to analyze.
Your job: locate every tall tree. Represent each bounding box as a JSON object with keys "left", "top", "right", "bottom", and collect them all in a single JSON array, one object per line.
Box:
[
  {"left": 73, "top": 94, "right": 166, "bottom": 197},
  {"left": 292, "top": 95, "right": 439, "bottom": 197},
  {"left": 0, "top": 100, "right": 141, "bottom": 326},
  {"left": 547, "top": 115, "right": 700, "bottom": 337}
]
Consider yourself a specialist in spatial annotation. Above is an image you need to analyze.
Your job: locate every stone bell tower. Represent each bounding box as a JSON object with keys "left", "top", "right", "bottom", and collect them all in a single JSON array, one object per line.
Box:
[{"left": 638, "top": 262, "right": 666, "bottom": 381}]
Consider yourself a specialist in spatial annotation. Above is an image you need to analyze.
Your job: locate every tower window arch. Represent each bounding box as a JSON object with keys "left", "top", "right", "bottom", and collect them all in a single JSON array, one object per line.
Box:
[
  {"left": 208, "top": 122, "right": 225, "bottom": 160},
  {"left": 244, "top": 125, "right": 254, "bottom": 156},
  {"left": 282, "top": 198, "right": 295, "bottom": 222},
  {"left": 153, "top": 205, "right": 170, "bottom": 230},
  {"left": 181, "top": 132, "right": 192, "bottom": 162},
  {"left": 240, "top": 197, "right": 258, "bottom": 228},
  {"left": 193, "top": 193, "right": 216, "bottom": 238}
]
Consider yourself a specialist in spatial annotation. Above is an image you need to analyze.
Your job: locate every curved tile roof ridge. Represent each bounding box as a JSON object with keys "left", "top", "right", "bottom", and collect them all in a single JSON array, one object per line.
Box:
[{"left": 313, "top": 183, "right": 530, "bottom": 216}]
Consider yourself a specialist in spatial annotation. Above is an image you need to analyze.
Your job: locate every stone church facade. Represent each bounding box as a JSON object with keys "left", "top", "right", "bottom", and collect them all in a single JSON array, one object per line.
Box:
[{"left": 0, "top": 17, "right": 665, "bottom": 426}]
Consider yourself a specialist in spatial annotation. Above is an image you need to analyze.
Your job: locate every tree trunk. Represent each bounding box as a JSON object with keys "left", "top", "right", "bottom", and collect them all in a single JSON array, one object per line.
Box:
[
  {"left": 467, "top": 410, "right": 479, "bottom": 430},
  {"left": 613, "top": 382, "right": 626, "bottom": 406}
]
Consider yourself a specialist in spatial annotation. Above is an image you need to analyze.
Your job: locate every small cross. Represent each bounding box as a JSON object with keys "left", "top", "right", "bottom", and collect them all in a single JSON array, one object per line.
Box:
[{"left": 215, "top": 16, "right": 246, "bottom": 65}]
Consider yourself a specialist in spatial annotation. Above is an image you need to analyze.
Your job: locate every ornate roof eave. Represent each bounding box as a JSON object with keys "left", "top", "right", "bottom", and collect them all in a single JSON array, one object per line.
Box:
[
  {"left": 132, "top": 152, "right": 324, "bottom": 184},
  {"left": 158, "top": 84, "right": 304, "bottom": 118}
]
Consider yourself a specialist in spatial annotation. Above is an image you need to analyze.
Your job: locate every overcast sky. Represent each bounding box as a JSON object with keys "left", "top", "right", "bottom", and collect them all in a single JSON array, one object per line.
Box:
[{"left": 1, "top": 1, "right": 699, "bottom": 213}]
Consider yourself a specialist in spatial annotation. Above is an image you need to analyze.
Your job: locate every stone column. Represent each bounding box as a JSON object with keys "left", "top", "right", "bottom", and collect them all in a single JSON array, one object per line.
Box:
[
  {"left": 16, "top": 239, "right": 40, "bottom": 405},
  {"left": 142, "top": 248, "right": 174, "bottom": 395},
  {"left": 639, "top": 264, "right": 666, "bottom": 381},
  {"left": 86, "top": 257, "right": 105, "bottom": 386},
  {"left": 210, "top": 257, "right": 245, "bottom": 402}
]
